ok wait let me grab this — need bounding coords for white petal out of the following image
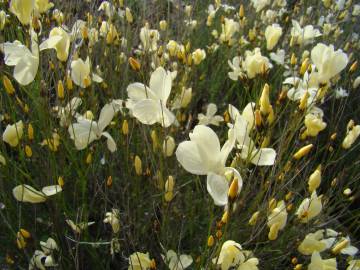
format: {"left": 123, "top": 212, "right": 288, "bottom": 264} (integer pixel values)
{"left": 98, "top": 103, "right": 115, "bottom": 131}
{"left": 68, "top": 120, "right": 98, "bottom": 150}
{"left": 341, "top": 245, "right": 359, "bottom": 256}
{"left": 39, "top": 35, "right": 63, "bottom": 51}
{"left": 206, "top": 173, "right": 229, "bottom": 206}
{"left": 102, "top": 132, "right": 117, "bottom": 152}
{"left": 206, "top": 103, "right": 218, "bottom": 117}
{"left": 41, "top": 185, "right": 62, "bottom": 196}
{"left": 158, "top": 106, "right": 176, "bottom": 127}
{"left": 92, "top": 73, "right": 103, "bottom": 83}
{"left": 127, "top": 82, "right": 157, "bottom": 102}
{"left": 13, "top": 54, "right": 38, "bottom": 85}
{"left": 175, "top": 141, "right": 208, "bottom": 175}
{"left": 132, "top": 99, "right": 161, "bottom": 125}
{"left": 149, "top": 67, "right": 172, "bottom": 103}
{"left": 250, "top": 148, "right": 277, "bottom": 166}
{"left": 242, "top": 102, "right": 256, "bottom": 129}
{"left": 13, "top": 184, "right": 46, "bottom": 203}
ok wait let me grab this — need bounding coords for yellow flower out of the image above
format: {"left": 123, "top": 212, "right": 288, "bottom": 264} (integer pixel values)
{"left": 296, "top": 191, "right": 322, "bottom": 223}
{"left": 9, "top": 0, "right": 35, "bottom": 25}
{"left": 40, "top": 27, "right": 71, "bottom": 62}
{"left": 128, "top": 252, "right": 152, "bottom": 270}
{"left": 35, "top": 0, "right": 54, "bottom": 14}
{"left": 265, "top": 24, "right": 282, "bottom": 50}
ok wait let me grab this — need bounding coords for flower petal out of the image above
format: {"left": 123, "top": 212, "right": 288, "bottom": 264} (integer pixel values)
{"left": 175, "top": 141, "right": 208, "bottom": 175}
{"left": 206, "top": 173, "right": 229, "bottom": 206}
{"left": 13, "top": 184, "right": 46, "bottom": 203}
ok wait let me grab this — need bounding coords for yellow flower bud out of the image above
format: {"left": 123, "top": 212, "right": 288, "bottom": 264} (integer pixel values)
{"left": 125, "top": 8, "right": 133, "bottom": 24}
{"left": 268, "top": 198, "right": 277, "bottom": 211}
{"left": 28, "top": 124, "right": 34, "bottom": 140}
{"left": 134, "top": 155, "right": 142, "bottom": 175}
{"left": 122, "top": 120, "right": 129, "bottom": 135}
{"left": 106, "top": 175, "right": 113, "bottom": 187}
{"left": 298, "top": 91, "right": 309, "bottom": 110}
{"left": 150, "top": 130, "right": 159, "bottom": 150}
{"left": 85, "top": 152, "right": 92, "bottom": 164}
{"left": 239, "top": 4, "right": 244, "bottom": 18}
{"left": 331, "top": 239, "right": 349, "bottom": 254}
{"left": 16, "top": 232, "right": 26, "bottom": 249}
{"left": 207, "top": 235, "right": 215, "bottom": 247}
{"left": 249, "top": 211, "right": 260, "bottom": 226}
{"left": 159, "top": 20, "right": 167, "bottom": 31}
{"left": 260, "top": 83, "right": 271, "bottom": 115}
{"left": 129, "top": 57, "right": 141, "bottom": 71}
{"left": 221, "top": 211, "right": 229, "bottom": 224}
{"left": 308, "top": 166, "right": 321, "bottom": 192}
{"left": 268, "top": 223, "right": 280, "bottom": 240}
{"left": 349, "top": 61, "right": 357, "bottom": 73}
{"left": 58, "top": 176, "right": 64, "bottom": 187}
{"left": 294, "top": 264, "right": 303, "bottom": 270}
{"left": 290, "top": 53, "right": 297, "bottom": 66}
{"left": 255, "top": 110, "right": 262, "bottom": 127}
{"left": 57, "top": 80, "right": 64, "bottom": 99}
{"left": 66, "top": 74, "right": 73, "bottom": 91}
{"left": 20, "top": 228, "right": 31, "bottom": 238}
{"left": 299, "top": 58, "right": 310, "bottom": 75}
{"left": 25, "top": 145, "right": 32, "bottom": 157}
{"left": 293, "top": 144, "right": 313, "bottom": 160}
{"left": 3, "top": 75, "right": 15, "bottom": 95}
{"left": 228, "top": 178, "right": 238, "bottom": 200}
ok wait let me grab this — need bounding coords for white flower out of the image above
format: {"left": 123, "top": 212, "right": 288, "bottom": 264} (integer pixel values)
{"left": 126, "top": 67, "right": 175, "bottom": 127}
{"left": 335, "top": 87, "right": 348, "bottom": 98}
{"left": 192, "top": 49, "right": 206, "bottom": 65}
{"left": 29, "top": 238, "right": 58, "bottom": 270}
{"left": 13, "top": 184, "right": 62, "bottom": 203}
{"left": 98, "top": 1, "right": 114, "bottom": 18}
{"left": 251, "top": 0, "right": 270, "bottom": 12}
{"left": 291, "top": 20, "right": 322, "bottom": 45}
{"left": 215, "top": 240, "right": 259, "bottom": 270}
{"left": 0, "top": 30, "right": 39, "bottom": 85}
{"left": 298, "top": 229, "right": 336, "bottom": 255}
{"left": 229, "top": 104, "right": 277, "bottom": 166}
{"left": 128, "top": 252, "right": 152, "bottom": 270}
{"left": 296, "top": 191, "right": 322, "bottom": 223}
{"left": 219, "top": 18, "right": 239, "bottom": 45}
{"left": 2, "top": 120, "right": 24, "bottom": 147}
{"left": 269, "top": 49, "right": 286, "bottom": 66}
{"left": 228, "top": 56, "right": 244, "bottom": 81}
{"left": 70, "top": 57, "right": 103, "bottom": 88}
{"left": 308, "top": 252, "right": 337, "bottom": 270}
{"left": 267, "top": 200, "right": 287, "bottom": 240}
{"left": 140, "top": 24, "right": 160, "bottom": 52}
{"left": 68, "top": 103, "right": 117, "bottom": 152}
{"left": 9, "top": 0, "right": 35, "bottom": 25}
{"left": 242, "top": 48, "right": 272, "bottom": 79}
{"left": 35, "top": 0, "right": 54, "bottom": 14}
{"left": 310, "top": 43, "right": 348, "bottom": 85}
{"left": 265, "top": 24, "right": 282, "bottom": 50}
{"left": 162, "top": 250, "right": 193, "bottom": 270}
{"left": 56, "top": 97, "right": 82, "bottom": 127}
{"left": 103, "top": 209, "right": 120, "bottom": 233}
{"left": 176, "top": 125, "right": 242, "bottom": 206}
{"left": 198, "top": 103, "right": 224, "bottom": 126}
{"left": 39, "top": 26, "right": 71, "bottom": 62}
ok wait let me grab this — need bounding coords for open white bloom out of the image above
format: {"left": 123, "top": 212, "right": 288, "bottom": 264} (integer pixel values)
{"left": 310, "top": 43, "right": 348, "bottom": 85}
{"left": 9, "top": 0, "right": 35, "bottom": 25}
{"left": 198, "top": 103, "right": 224, "bottom": 126}
{"left": 162, "top": 250, "right": 193, "bottom": 270}
{"left": 56, "top": 97, "right": 82, "bottom": 127}
{"left": 13, "top": 184, "right": 62, "bottom": 203}
{"left": 251, "top": 0, "right": 270, "bottom": 12}
{"left": 296, "top": 191, "right": 322, "bottom": 223}
{"left": 103, "top": 209, "right": 120, "bottom": 233}
{"left": 265, "top": 24, "right": 282, "bottom": 50}
{"left": 70, "top": 57, "right": 103, "bottom": 88}
{"left": 291, "top": 20, "right": 322, "bottom": 45}
{"left": 215, "top": 240, "right": 259, "bottom": 270}
{"left": 219, "top": 18, "right": 239, "bottom": 45}
{"left": 298, "top": 229, "right": 336, "bottom": 255}
{"left": 267, "top": 200, "right": 287, "bottom": 240}
{"left": 126, "top": 67, "right": 175, "bottom": 127}
{"left": 140, "top": 24, "right": 160, "bottom": 52}
{"left": 40, "top": 26, "right": 70, "bottom": 62}
{"left": 242, "top": 48, "right": 272, "bottom": 79}
{"left": 308, "top": 252, "right": 337, "bottom": 270}
{"left": 2, "top": 120, "right": 24, "bottom": 147}
{"left": 29, "top": 238, "right": 58, "bottom": 270}
{"left": 229, "top": 104, "right": 276, "bottom": 166}
{"left": 176, "top": 125, "right": 241, "bottom": 206}
{"left": 0, "top": 30, "right": 39, "bottom": 85}
{"left": 98, "top": 1, "right": 114, "bottom": 18}
{"left": 68, "top": 103, "right": 117, "bottom": 152}
{"left": 228, "top": 56, "right": 244, "bottom": 81}
{"left": 128, "top": 252, "right": 152, "bottom": 270}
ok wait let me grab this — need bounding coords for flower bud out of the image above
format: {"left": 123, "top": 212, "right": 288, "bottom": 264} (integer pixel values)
{"left": 129, "top": 57, "right": 141, "bottom": 71}
{"left": 308, "top": 165, "right": 321, "bottom": 192}
{"left": 249, "top": 211, "right": 260, "bottom": 226}
{"left": 58, "top": 176, "right": 64, "bottom": 187}
{"left": 293, "top": 144, "right": 313, "bottom": 160}
{"left": 134, "top": 155, "right": 142, "bottom": 175}
{"left": 349, "top": 61, "right": 358, "bottom": 73}
{"left": 28, "top": 123, "right": 34, "bottom": 140}
{"left": 260, "top": 83, "right": 271, "bottom": 115}
{"left": 221, "top": 211, "right": 229, "bottom": 224}
{"left": 3, "top": 75, "right": 15, "bottom": 95}
{"left": 122, "top": 120, "right": 129, "bottom": 135}
{"left": 25, "top": 145, "right": 32, "bottom": 157}
{"left": 207, "top": 235, "right": 215, "bottom": 247}
{"left": 299, "top": 58, "right": 310, "bottom": 75}
{"left": 228, "top": 178, "right": 238, "bottom": 200}
{"left": 159, "top": 20, "right": 167, "bottom": 31}
{"left": 57, "top": 80, "right": 64, "bottom": 99}
{"left": 239, "top": 5, "right": 244, "bottom": 18}
{"left": 331, "top": 239, "right": 349, "bottom": 254}
{"left": 163, "top": 136, "right": 176, "bottom": 157}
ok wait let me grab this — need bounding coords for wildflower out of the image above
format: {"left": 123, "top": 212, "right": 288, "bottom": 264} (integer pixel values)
{"left": 298, "top": 229, "right": 336, "bottom": 255}
{"left": 66, "top": 219, "right": 95, "bottom": 234}
{"left": 103, "top": 209, "right": 120, "bottom": 233}
{"left": 2, "top": 120, "right": 24, "bottom": 147}
{"left": 126, "top": 67, "right": 175, "bottom": 127}
{"left": 296, "top": 191, "right": 322, "bottom": 223}
{"left": 68, "top": 103, "right": 117, "bottom": 152}
{"left": 310, "top": 43, "right": 348, "bottom": 85}
{"left": 269, "top": 49, "right": 286, "bottom": 66}
{"left": 56, "top": 97, "right": 82, "bottom": 127}
{"left": 98, "top": 1, "right": 114, "bottom": 18}
{"left": 0, "top": 153, "right": 6, "bottom": 166}
{"left": 128, "top": 252, "right": 152, "bottom": 270}
{"left": 215, "top": 240, "right": 259, "bottom": 270}
{"left": 29, "top": 238, "right": 58, "bottom": 270}
{"left": 251, "top": 0, "right": 270, "bottom": 12}
{"left": 70, "top": 57, "right": 103, "bottom": 88}
{"left": 331, "top": 236, "right": 359, "bottom": 256}
{"left": 293, "top": 144, "right": 313, "bottom": 160}
{"left": 228, "top": 56, "right": 245, "bottom": 81}
{"left": 265, "top": 24, "right": 282, "bottom": 50}
{"left": 125, "top": 8, "right": 133, "bottom": 23}
{"left": 164, "top": 176, "right": 175, "bottom": 202}
{"left": 172, "top": 87, "right": 192, "bottom": 109}
{"left": 35, "top": 0, "right": 54, "bottom": 14}
{"left": 304, "top": 113, "right": 327, "bottom": 138}
{"left": 0, "top": 10, "right": 6, "bottom": 30}
{"left": 39, "top": 27, "right": 70, "bottom": 62}
{"left": 176, "top": 125, "right": 242, "bottom": 206}
{"left": 40, "top": 132, "right": 60, "bottom": 151}
{"left": 267, "top": 200, "right": 287, "bottom": 240}
{"left": 219, "top": 18, "right": 239, "bottom": 45}
{"left": 140, "top": 24, "right": 160, "bottom": 52}
{"left": 159, "top": 20, "right": 167, "bottom": 31}
{"left": 9, "top": 0, "right": 35, "bottom": 25}
{"left": 162, "top": 250, "right": 193, "bottom": 270}
{"left": 228, "top": 104, "right": 277, "bottom": 166}
{"left": 13, "top": 184, "right": 62, "bottom": 203}
{"left": 0, "top": 30, "right": 39, "bottom": 85}
{"left": 3, "top": 75, "right": 15, "bottom": 95}
{"left": 242, "top": 48, "right": 272, "bottom": 79}
{"left": 192, "top": 49, "right": 206, "bottom": 65}
{"left": 134, "top": 155, "right": 142, "bottom": 175}
{"left": 342, "top": 124, "right": 360, "bottom": 149}
{"left": 308, "top": 166, "right": 321, "bottom": 192}
{"left": 308, "top": 252, "right": 337, "bottom": 270}
{"left": 291, "top": 20, "right": 321, "bottom": 45}
{"left": 198, "top": 103, "right": 224, "bottom": 126}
